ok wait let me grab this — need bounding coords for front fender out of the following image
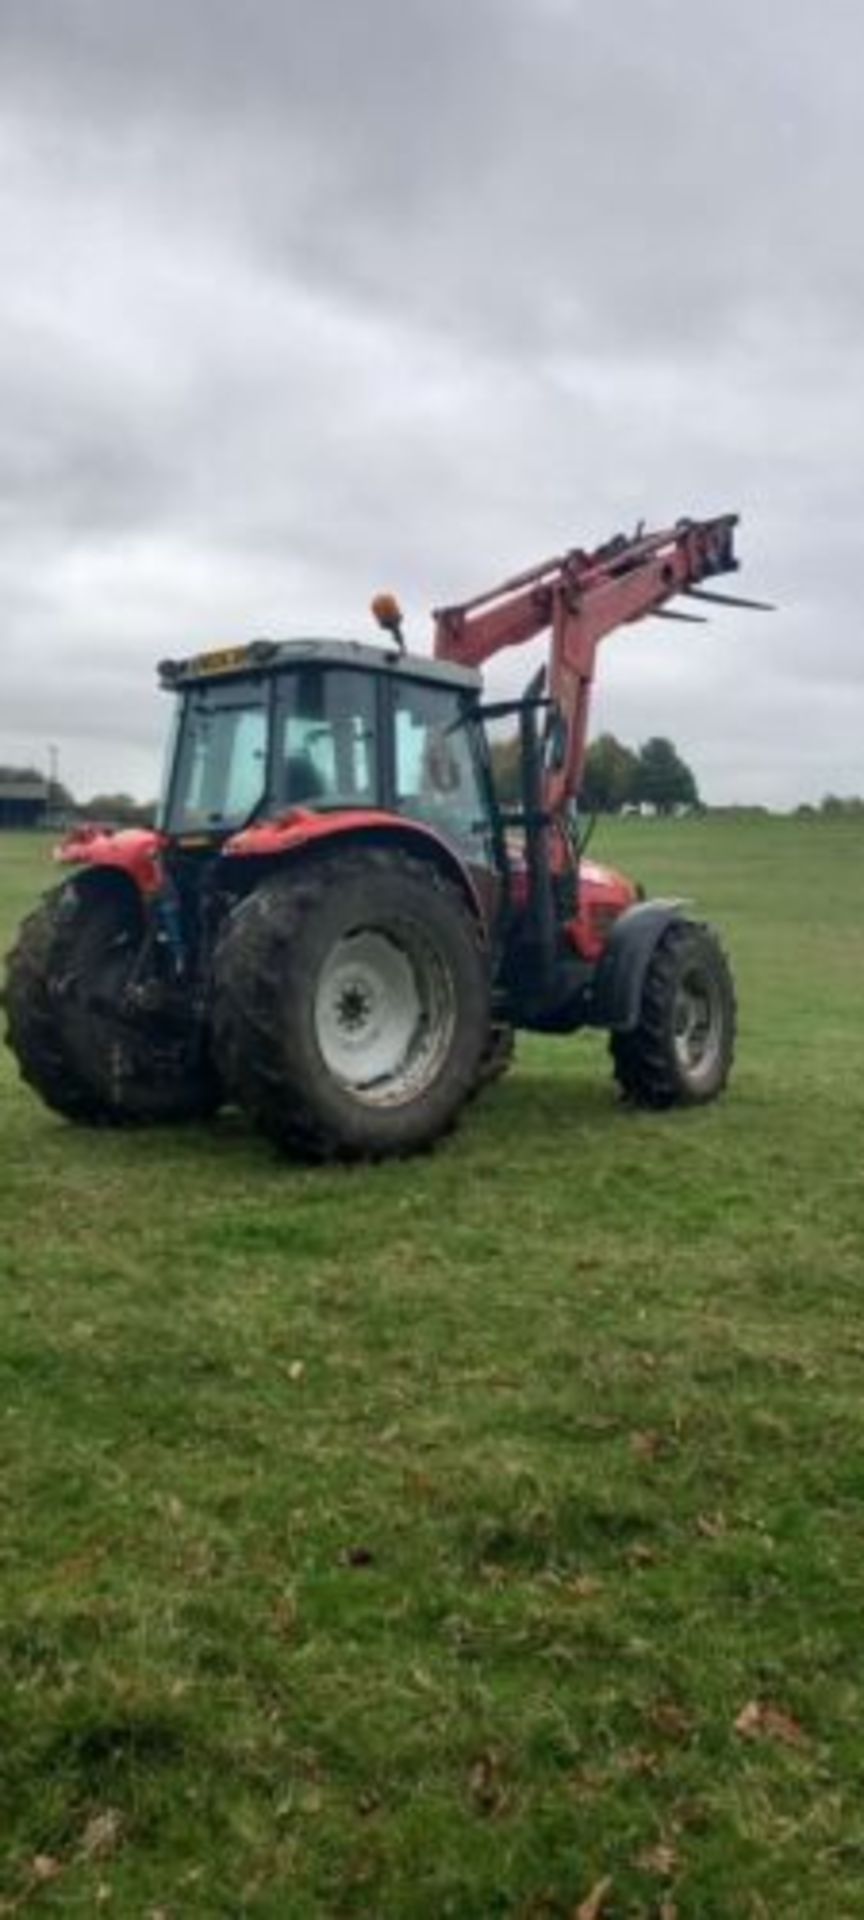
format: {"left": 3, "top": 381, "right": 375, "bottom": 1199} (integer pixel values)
{"left": 588, "top": 899, "right": 687, "bottom": 1030}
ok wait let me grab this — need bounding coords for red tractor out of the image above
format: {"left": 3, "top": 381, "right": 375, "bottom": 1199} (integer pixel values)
{"left": 4, "top": 514, "right": 764, "bottom": 1160}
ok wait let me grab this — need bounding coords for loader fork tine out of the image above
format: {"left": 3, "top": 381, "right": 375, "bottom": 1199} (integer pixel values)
{"left": 684, "top": 587, "right": 776, "bottom": 611}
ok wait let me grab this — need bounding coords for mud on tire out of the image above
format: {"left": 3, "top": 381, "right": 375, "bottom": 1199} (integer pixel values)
{"left": 610, "top": 920, "right": 736, "bottom": 1109}
{"left": 212, "top": 848, "right": 490, "bottom": 1161}
{"left": 3, "top": 878, "right": 221, "bottom": 1126}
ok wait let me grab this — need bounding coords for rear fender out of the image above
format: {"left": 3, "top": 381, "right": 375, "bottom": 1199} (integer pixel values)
{"left": 221, "top": 811, "right": 488, "bottom": 926}
{"left": 55, "top": 825, "right": 167, "bottom": 899}
{"left": 588, "top": 900, "right": 687, "bottom": 1031}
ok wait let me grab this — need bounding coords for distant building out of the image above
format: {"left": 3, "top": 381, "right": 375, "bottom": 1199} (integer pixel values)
{"left": 0, "top": 774, "right": 49, "bottom": 829}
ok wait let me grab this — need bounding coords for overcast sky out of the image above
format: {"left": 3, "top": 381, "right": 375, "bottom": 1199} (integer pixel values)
{"left": 1, "top": 0, "right": 862, "bottom": 806}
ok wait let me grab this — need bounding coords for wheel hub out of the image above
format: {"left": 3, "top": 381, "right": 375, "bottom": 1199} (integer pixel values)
{"left": 314, "top": 925, "right": 456, "bottom": 1105}
{"left": 335, "top": 978, "right": 375, "bottom": 1034}
{"left": 672, "top": 968, "right": 722, "bottom": 1081}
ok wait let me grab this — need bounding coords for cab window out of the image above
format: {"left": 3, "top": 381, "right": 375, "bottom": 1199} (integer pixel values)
{"left": 169, "top": 682, "right": 267, "bottom": 830}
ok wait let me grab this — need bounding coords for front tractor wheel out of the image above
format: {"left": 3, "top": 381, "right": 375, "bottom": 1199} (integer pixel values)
{"left": 610, "top": 921, "right": 736, "bottom": 1109}
{"left": 212, "top": 850, "right": 490, "bottom": 1161}
{"left": 3, "top": 879, "right": 221, "bottom": 1126}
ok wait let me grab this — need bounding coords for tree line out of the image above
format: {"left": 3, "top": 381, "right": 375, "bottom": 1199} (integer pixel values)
{"left": 3, "top": 756, "right": 863, "bottom": 824}
{"left": 489, "top": 732, "right": 700, "bottom": 814}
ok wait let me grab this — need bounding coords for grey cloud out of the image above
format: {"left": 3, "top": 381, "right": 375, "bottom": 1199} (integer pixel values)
{"left": 6, "top": 0, "right": 862, "bottom": 353}
{"left": 0, "top": 0, "right": 861, "bottom": 803}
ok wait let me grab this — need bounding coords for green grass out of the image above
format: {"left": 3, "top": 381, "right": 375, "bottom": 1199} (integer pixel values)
{"left": 1, "top": 818, "right": 864, "bottom": 1917}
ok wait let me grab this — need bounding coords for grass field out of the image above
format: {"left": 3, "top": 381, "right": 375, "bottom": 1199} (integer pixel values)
{"left": 2, "top": 819, "right": 864, "bottom": 1918}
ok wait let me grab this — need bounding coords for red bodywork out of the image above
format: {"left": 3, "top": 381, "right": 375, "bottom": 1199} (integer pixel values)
{"left": 56, "top": 824, "right": 169, "bottom": 896}
{"left": 433, "top": 516, "right": 739, "bottom": 817}
{"left": 431, "top": 514, "right": 741, "bottom": 952}
{"left": 227, "top": 807, "right": 453, "bottom": 864}
{"left": 223, "top": 808, "right": 486, "bottom": 916}
{"left": 56, "top": 810, "right": 487, "bottom": 919}
{"left": 56, "top": 816, "right": 632, "bottom": 966}
{"left": 566, "top": 857, "right": 639, "bottom": 961}
{"left": 504, "top": 841, "right": 637, "bottom": 961}
{"left": 226, "top": 812, "right": 634, "bottom": 948}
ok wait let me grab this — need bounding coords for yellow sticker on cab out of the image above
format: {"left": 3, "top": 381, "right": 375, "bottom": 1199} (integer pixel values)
{"left": 190, "top": 645, "right": 251, "bottom": 674}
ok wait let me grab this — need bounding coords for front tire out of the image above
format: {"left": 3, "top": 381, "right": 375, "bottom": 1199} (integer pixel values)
{"left": 3, "top": 879, "right": 221, "bottom": 1126}
{"left": 610, "top": 921, "right": 735, "bottom": 1108}
{"left": 212, "top": 849, "right": 490, "bottom": 1161}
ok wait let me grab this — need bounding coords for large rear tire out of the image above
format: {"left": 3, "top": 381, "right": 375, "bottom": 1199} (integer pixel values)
{"left": 610, "top": 920, "right": 735, "bottom": 1108}
{"left": 212, "top": 849, "right": 490, "bottom": 1161}
{"left": 3, "top": 879, "right": 221, "bottom": 1126}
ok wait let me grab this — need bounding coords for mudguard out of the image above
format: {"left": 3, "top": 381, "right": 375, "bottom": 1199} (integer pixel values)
{"left": 588, "top": 899, "right": 688, "bottom": 1031}
{"left": 222, "top": 810, "right": 489, "bottom": 925}
{"left": 55, "top": 825, "right": 167, "bottom": 896}
{"left": 55, "top": 815, "right": 487, "bottom": 925}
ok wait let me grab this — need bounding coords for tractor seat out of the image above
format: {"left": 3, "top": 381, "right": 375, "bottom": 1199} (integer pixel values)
{"left": 282, "top": 752, "right": 325, "bottom": 805}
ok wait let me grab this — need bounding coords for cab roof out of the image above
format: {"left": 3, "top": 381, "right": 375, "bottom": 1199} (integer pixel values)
{"left": 158, "top": 636, "right": 481, "bottom": 693}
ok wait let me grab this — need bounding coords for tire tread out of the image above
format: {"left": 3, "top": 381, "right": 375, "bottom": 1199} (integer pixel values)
{"left": 213, "top": 848, "right": 489, "bottom": 1161}
{"left": 609, "top": 920, "right": 736, "bottom": 1109}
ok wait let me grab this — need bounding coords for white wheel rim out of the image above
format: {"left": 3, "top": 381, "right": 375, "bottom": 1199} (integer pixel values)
{"left": 672, "top": 966, "right": 723, "bottom": 1083}
{"left": 313, "top": 926, "right": 456, "bottom": 1106}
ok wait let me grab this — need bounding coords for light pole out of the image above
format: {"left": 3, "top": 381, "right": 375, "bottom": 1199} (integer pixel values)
{"left": 47, "top": 743, "right": 59, "bottom": 822}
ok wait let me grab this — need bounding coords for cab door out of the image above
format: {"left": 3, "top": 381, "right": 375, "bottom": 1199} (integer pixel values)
{"left": 389, "top": 676, "right": 502, "bottom": 921}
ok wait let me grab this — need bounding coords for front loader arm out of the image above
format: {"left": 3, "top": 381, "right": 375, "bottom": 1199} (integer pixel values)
{"left": 433, "top": 514, "right": 745, "bottom": 816}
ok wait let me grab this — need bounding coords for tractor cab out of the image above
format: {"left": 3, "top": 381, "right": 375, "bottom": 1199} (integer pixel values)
{"left": 158, "top": 639, "right": 494, "bottom": 869}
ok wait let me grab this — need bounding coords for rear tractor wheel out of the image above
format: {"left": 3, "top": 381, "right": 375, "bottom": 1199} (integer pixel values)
{"left": 3, "top": 879, "right": 221, "bottom": 1126}
{"left": 610, "top": 920, "right": 735, "bottom": 1108}
{"left": 212, "top": 848, "right": 490, "bottom": 1161}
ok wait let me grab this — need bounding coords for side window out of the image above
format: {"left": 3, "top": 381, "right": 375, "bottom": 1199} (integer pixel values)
{"left": 171, "top": 690, "right": 267, "bottom": 829}
{"left": 277, "top": 668, "right": 378, "bottom": 806}
{"left": 220, "top": 709, "right": 269, "bottom": 819}
{"left": 393, "top": 680, "right": 489, "bottom": 858}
